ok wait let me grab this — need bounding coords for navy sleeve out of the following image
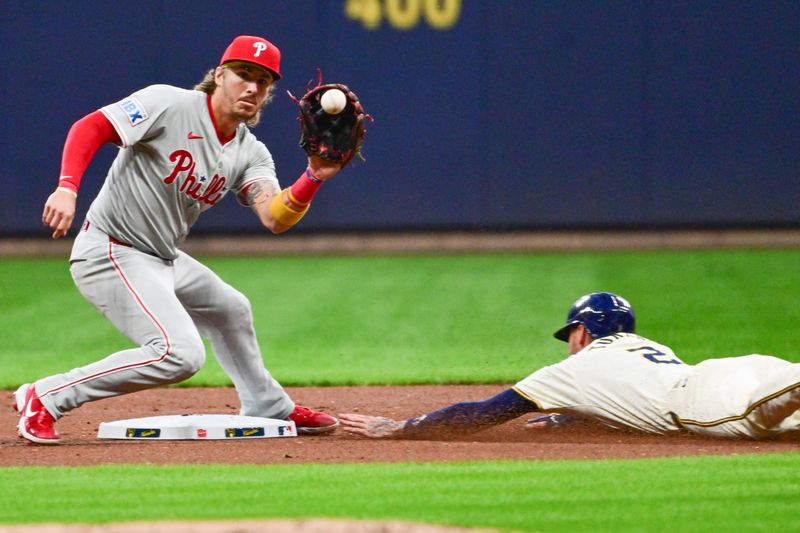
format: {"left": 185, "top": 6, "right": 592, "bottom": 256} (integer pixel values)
{"left": 400, "top": 388, "right": 539, "bottom": 438}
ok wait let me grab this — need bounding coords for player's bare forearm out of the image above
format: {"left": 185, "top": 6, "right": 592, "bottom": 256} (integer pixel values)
{"left": 243, "top": 182, "right": 291, "bottom": 234}
{"left": 243, "top": 160, "right": 339, "bottom": 235}
{"left": 42, "top": 189, "right": 77, "bottom": 239}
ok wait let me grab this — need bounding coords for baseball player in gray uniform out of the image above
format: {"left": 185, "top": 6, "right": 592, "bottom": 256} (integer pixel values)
{"left": 16, "top": 35, "right": 343, "bottom": 444}
{"left": 340, "top": 292, "right": 800, "bottom": 440}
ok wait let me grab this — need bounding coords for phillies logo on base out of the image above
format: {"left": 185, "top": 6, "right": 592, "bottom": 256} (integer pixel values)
{"left": 164, "top": 149, "right": 226, "bottom": 205}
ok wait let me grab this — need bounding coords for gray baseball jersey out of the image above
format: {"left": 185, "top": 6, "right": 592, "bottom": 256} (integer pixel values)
{"left": 91, "top": 84, "right": 279, "bottom": 260}
{"left": 35, "top": 85, "right": 294, "bottom": 422}
{"left": 514, "top": 333, "right": 800, "bottom": 438}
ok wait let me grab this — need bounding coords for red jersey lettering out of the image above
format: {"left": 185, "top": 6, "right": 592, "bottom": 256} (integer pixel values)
{"left": 165, "top": 149, "right": 227, "bottom": 206}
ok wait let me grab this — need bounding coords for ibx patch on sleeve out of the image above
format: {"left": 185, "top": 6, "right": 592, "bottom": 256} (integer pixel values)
{"left": 118, "top": 97, "right": 149, "bottom": 127}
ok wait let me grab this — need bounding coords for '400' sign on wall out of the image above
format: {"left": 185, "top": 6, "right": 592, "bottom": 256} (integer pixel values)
{"left": 345, "top": 0, "right": 461, "bottom": 30}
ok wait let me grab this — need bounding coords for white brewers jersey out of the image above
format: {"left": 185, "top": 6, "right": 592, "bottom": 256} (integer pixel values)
{"left": 89, "top": 84, "right": 280, "bottom": 259}
{"left": 513, "top": 333, "right": 692, "bottom": 434}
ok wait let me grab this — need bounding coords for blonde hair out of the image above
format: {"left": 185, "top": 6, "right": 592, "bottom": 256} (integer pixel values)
{"left": 194, "top": 67, "right": 276, "bottom": 128}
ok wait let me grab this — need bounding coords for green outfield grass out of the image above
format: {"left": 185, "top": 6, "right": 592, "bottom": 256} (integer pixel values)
{"left": 1, "top": 249, "right": 798, "bottom": 388}
{"left": 1, "top": 454, "right": 799, "bottom": 532}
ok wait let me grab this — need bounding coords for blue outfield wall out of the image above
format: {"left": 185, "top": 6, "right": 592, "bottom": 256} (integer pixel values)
{"left": 1, "top": 1, "right": 798, "bottom": 235}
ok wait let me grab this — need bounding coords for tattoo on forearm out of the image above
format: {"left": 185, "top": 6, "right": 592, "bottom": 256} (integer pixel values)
{"left": 368, "top": 417, "right": 404, "bottom": 437}
{"left": 240, "top": 182, "right": 269, "bottom": 206}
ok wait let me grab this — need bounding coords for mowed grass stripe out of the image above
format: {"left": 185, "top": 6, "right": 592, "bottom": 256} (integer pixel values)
{"left": 1, "top": 453, "right": 799, "bottom": 532}
{"left": 1, "top": 249, "right": 798, "bottom": 388}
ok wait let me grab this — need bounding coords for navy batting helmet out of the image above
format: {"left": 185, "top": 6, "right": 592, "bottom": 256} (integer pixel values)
{"left": 553, "top": 292, "right": 635, "bottom": 341}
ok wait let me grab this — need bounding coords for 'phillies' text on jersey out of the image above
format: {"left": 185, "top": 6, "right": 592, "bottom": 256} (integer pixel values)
{"left": 164, "top": 149, "right": 227, "bottom": 205}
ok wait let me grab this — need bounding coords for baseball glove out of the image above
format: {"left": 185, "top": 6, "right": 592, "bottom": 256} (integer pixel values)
{"left": 288, "top": 72, "right": 371, "bottom": 165}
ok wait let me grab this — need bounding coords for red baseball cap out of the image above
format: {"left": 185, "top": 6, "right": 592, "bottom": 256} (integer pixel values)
{"left": 220, "top": 35, "right": 282, "bottom": 80}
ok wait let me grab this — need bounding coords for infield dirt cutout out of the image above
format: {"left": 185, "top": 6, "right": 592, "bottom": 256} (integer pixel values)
{"left": 3, "top": 385, "right": 798, "bottom": 465}
{"left": 3, "top": 385, "right": 798, "bottom": 532}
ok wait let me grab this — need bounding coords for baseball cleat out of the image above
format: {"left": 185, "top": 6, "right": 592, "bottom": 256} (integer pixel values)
{"left": 17, "top": 384, "right": 61, "bottom": 444}
{"left": 288, "top": 405, "right": 339, "bottom": 435}
{"left": 12, "top": 383, "right": 29, "bottom": 413}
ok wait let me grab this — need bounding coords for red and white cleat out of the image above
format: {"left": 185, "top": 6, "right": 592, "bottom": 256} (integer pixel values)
{"left": 288, "top": 405, "right": 339, "bottom": 435}
{"left": 12, "top": 383, "right": 28, "bottom": 413}
{"left": 16, "top": 384, "right": 61, "bottom": 444}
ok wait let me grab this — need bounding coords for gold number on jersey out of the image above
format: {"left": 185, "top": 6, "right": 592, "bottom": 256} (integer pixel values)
{"left": 627, "top": 346, "right": 682, "bottom": 365}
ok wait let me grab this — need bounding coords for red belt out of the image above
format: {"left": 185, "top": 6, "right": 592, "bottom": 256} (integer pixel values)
{"left": 83, "top": 220, "right": 132, "bottom": 247}
{"left": 108, "top": 235, "right": 132, "bottom": 247}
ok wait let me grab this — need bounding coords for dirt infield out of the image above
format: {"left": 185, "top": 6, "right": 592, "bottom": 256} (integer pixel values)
{"left": 3, "top": 385, "right": 798, "bottom": 466}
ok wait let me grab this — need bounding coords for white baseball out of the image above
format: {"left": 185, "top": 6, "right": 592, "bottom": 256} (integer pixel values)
{"left": 320, "top": 89, "right": 347, "bottom": 115}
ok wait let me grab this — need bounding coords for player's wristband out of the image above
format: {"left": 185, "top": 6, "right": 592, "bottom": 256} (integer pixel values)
{"left": 288, "top": 168, "right": 323, "bottom": 206}
{"left": 268, "top": 189, "right": 310, "bottom": 227}
{"left": 56, "top": 185, "right": 78, "bottom": 198}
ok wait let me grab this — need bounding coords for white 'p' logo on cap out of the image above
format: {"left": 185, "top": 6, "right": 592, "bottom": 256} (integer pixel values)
{"left": 253, "top": 42, "right": 267, "bottom": 57}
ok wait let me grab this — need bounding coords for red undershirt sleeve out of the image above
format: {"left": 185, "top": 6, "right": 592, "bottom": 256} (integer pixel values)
{"left": 57, "top": 110, "right": 121, "bottom": 194}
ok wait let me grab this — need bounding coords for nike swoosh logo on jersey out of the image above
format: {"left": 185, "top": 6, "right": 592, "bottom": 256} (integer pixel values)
{"left": 187, "top": 132, "right": 203, "bottom": 139}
